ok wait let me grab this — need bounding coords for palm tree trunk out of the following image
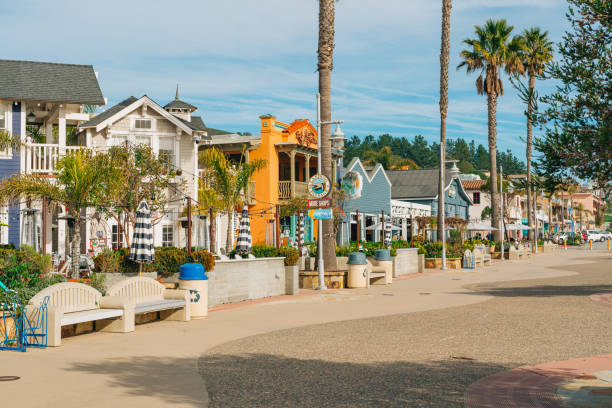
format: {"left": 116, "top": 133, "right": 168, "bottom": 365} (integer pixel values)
{"left": 226, "top": 207, "right": 233, "bottom": 253}
{"left": 71, "top": 211, "right": 81, "bottom": 279}
{"left": 526, "top": 74, "right": 535, "bottom": 242}
{"left": 318, "top": 0, "right": 337, "bottom": 271}
{"left": 487, "top": 91, "right": 500, "bottom": 241}
{"left": 437, "top": 0, "right": 452, "bottom": 242}
{"left": 210, "top": 214, "right": 217, "bottom": 253}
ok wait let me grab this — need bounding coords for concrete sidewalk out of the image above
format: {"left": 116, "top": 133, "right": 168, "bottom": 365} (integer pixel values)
{"left": 0, "top": 250, "right": 605, "bottom": 408}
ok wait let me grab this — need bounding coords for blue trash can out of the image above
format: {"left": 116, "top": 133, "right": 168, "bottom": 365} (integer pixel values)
{"left": 178, "top": 263, "right": 208, "bottom": 318}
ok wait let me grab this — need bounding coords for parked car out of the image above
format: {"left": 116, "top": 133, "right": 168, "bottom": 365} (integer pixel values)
{"left": 584, "top": 230, "right": 606, "bottom": 242}
{"left": 602, "top": 231, "right": 612, "bottom": 240}
{"left": 554, "top": 232, "right": 569, "bottom": 243}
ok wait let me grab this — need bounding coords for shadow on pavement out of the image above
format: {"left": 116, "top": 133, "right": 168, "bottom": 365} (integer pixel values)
{"left": 463, "top": 283, "right": 612, "bottom": 298}
{"left": 70, "top": 356, "right": 207, "bottom": 407}
{"left": 198, "top": 353, "right": 511, "bottom": 408}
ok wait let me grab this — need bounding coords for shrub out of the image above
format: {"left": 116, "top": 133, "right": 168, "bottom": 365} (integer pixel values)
{"left": 251, "top": 245, "right": 278, "bottom": 258}
{"left": 19, "top": 245, "right": 52, "bottom": 275}
{"left": 190, "top": 249, "right": 215, "bottom": 272}
{"left": 278, "top": 247, "right": 299, "bottom": 266}
{"left": 94, "top": 249, "right": 121, "bottom": 273}
{"left": 152, "top": 247, "right": 189, "bottom": 277}
{"left": 335, "top": 244, "right": 355, "bottom": 257}
{"left": 88, "top": 272, "right": 107, "bottom": 295}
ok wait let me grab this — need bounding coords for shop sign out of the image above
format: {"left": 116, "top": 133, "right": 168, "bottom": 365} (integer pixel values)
{"left": 308, "top": 173, "right": 331, "bottom": 198}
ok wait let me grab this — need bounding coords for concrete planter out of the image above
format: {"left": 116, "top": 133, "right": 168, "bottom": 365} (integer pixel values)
{"left": 300, "top": 271, "right": 347, "bottom": 289}
{"left": 393, "top": 248, "right": 418, "bottom": 277}
{"left": 418, "top": 254, "right": 425, "bottom": 273}
{"left": 285, "top": 264, "right": 299, "bottom": 295}
{"left": 424, "top": 257, "right": 462, "bottom": 269}
{"left": 335, "top": 256, "right": 349, "bottom": 271}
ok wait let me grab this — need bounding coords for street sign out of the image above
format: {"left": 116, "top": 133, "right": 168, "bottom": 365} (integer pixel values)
{"left": 308, "top": 173, "right": 331, "bottom": 198}
{"left": 308, "top": 198, "right": 331, "bottom": 209}
{"left": 308, "top": 208, "right": 333, "bottom": 220}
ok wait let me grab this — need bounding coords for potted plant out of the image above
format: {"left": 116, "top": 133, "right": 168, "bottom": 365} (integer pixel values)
{"left": 279, "top": 247, "right": 299, "bottom": 295}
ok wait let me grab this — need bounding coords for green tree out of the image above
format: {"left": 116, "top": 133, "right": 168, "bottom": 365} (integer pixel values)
{"left": 197, "top": 178, "right": 224, "bottom": 254}
{"left": 0, "top": 150, "right": 113, "bottom": 277}
{"left": 200, "top": 148, "right": 266, "bottom": 252}
{"left": 535, "top": 0, "right": 611, "bottom": 185}
{"left": 513, "top": 27, "right": 554, "bottom": 241}
{"left": 473, "top": 144, "right": 490, "bottom": 170}
{"left": 362, "top": 146, "right": 419, "bottom": 170}
{"left": 458, "top": 18, "right": 524, "bottom": 239}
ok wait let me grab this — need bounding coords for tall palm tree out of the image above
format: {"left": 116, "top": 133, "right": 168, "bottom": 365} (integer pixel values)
{"left": 199, "top": 148, "right": 266, "bottom": 252}
{"left": 457, "top": 19, "right": 524, "bottom": 240}
{"left": 0, "top": 150, "right": 112, "bottom": 277}
{"left": 318, "top": 0, "right": 337, "bottom": 270}
{"left": 516, "top": 27, "right": 554, "bottom": 242}
{"left": 437, "top": 0, "right": 452, "bottom": 242}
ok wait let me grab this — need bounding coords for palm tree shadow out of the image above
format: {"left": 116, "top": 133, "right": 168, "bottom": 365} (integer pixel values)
{"left": 463, "top": 283, "right": 612, "bottom": 298}
{"left": 198, "top": 353, "right": 513, "bottom": 407}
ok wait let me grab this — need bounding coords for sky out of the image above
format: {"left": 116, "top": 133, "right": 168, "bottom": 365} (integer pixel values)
{"left": 2, "top": 0, "right": 570, "bottom": 161}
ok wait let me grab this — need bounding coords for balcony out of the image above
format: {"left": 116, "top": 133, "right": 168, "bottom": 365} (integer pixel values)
{"left": 25, "top": 143, "right": 82, "bottom": 174}
{"left": 278, "top": 180, "right": 308, "bottom": 200}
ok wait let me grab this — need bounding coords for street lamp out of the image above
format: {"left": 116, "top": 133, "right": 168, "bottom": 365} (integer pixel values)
{"left": 315, "top": 93, "right": 343, "bottom": 290}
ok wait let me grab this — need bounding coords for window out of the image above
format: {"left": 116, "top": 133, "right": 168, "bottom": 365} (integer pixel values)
{"left": 162, "top": 225, "right": 174, "bottom": 247}
{"left": 0, "top": 111, "right": 5, "bottom": 130}
{"left": 473, "top": 192, "right": 481, "bottom": 204}
{"left": 134, "top": 119, "right": 152, "bottom": 129}
{"left": 112, "top": 225, "right": 119, "bottom": 250}
{"left": 159, "top": 138, "right": 175, "bottom": 170}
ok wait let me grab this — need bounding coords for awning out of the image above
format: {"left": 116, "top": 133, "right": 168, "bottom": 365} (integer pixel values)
{"left": 506, "top": 223, "right": 533, "bottom": 230}
{"left": 467, "top": 221, "right": 497, "bottom": 231}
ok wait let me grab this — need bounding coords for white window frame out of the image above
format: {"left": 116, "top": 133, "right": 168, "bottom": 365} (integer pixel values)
{"left": 0, "top": 205, "right": 8, "bottom": 244}
{"left": 161, "top": 224, "right": 174, "bottom": 247}
{"left": 0, "top": 103, "right": 12, "bottom": 159}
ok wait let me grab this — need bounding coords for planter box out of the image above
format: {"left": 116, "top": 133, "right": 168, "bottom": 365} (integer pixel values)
{"left": 491, "top": 252, "right": 511, "bottom": 259}
{"left": 393, "top": 248, "right": 418, "bottom": 277}
{"left": 418, "top": 254, "right": 424, "bottom": 273}
{"left": 335, "top": 256, "right": 349, "bottom": 271}
{"left": 299, "top": 271, "right": 347, "bottom": 289}
{"left": 424, "top": 257, "right": 462, "bottom": 269}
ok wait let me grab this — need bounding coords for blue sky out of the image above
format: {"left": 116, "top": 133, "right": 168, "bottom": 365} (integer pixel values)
{"left": 3, "top": 0, "right": 569, "bottom": 160}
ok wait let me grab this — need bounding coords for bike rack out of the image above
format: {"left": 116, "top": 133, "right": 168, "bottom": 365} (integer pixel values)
{"left": 0, "top": 281, "right": 49, "bottom": 351}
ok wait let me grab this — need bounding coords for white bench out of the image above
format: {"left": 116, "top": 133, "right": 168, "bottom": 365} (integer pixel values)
{"left": 366, "top": 259, "right": 391, "bottom": 286}
{"left": 473, "top": 247, "right": 491, "bottom": 267}
{"left": 106, "top": 277, "right": 190, "bottom": 323}
{"left": 28, "top": 282, "right": 134, "bottom": 347}
{"left": 508, "top": 245, "right": 519, "bottom": 260}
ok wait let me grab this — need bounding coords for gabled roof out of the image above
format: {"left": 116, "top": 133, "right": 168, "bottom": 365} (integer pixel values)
{"left": 387, "top": 168, "right": 472, "bottom": 204}
{"left": 79, "top": 96, "right": 137, "bottom": 128}
{"left": 462, "top": 180, "right": 487, "bottom": 190}
{"left": 0, "top": 59, "right": 105, "bottom": 104}
{"left": 78, "top": 95, "right": 195, "bottom": 135}
{"left": 176, "top": 115, "right": 207, "bottom": 132}
{"left": 345, "top": 157, "right": 391, "bottom": 186}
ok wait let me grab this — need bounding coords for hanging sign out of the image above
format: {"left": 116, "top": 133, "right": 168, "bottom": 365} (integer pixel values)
{"left": 308, "top": 173, "right": 331, "bottom": 198}
{"left": 308, "top": 198, "right": 331, "bottom": 209}
{"left": 308, "top": 208, "right": 333, "bottom": 220}
{"left": 341, "top": 171, "right": 363, "bottom": 200}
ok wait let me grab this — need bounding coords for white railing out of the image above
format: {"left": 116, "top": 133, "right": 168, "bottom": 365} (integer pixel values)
{"left": 26, "top": 143, "right": 81, "bottom": 174}
{"left": 279, "top": 181, "right": 291, "bottom": 199}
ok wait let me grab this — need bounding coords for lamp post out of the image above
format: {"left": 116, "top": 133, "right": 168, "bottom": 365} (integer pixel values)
{"left": 439, "top": 160, "right": 459, "bottom": 270}
{"left": 500, "top": 166, "right": 504, "bottom": 261}
{"left": 315, "top": 93, "right": 343, "bottom": 290}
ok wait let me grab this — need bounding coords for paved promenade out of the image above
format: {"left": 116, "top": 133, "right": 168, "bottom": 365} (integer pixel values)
{"left": 1, "top": 249, "right": 610, "bottom": 407}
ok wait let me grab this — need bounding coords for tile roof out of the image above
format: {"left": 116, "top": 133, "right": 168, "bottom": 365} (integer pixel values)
{"left": 0, "top": 59, "right": 104, "bottom": 104}
{"left": 164, "top": 99, "right": 197, "bottom": 111}
{"left": 79, "top": 96, "right": 138, "bottom": 128}
{"left": 462, "top": 180, "right": 487, "bottom": 190}
{"left": 387, "top": 168, "right": 453, "bottom": 199}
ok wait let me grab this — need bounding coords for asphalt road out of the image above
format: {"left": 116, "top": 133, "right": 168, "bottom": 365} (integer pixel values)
{"left": 199, "top": 254, "right": 612, "bottom": 407}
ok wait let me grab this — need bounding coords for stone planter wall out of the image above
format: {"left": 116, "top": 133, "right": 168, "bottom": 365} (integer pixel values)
{"left": 299, "top": 271, "right": 347, "bottom": 289}
{"left": 393, "top": 248, "right": 418, "bottom": 277}
{"left": 335, "top": 256, "right": 349, "bottom": 271}
{"left": 418, "top": 254, "right": 424, "bottom": 273}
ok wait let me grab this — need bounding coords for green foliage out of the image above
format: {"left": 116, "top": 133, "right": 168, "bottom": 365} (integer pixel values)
{"left": 87, "top": 272, "right": 107, "bottom": 295}
{"left": 149, "top": 247, "right": 189, "bottom": 277}
{"left": 93, "top": 249, "right": 121, "bottom": 273}
{"left": 421, "top": 242, "right": 464, "bottom": 258}
{"left": 251, "top": 245, "right": 279, "bottom": 259}
{"left": 535, "top": 0, "right": 611, "bottom": 185}
{"left": 190, "top": 249, "right": 215, "bottom": 272}
{"left": 278, "top": 247, "right": 299, "bottom": 266}
{"left": 0, "top": 275, "right": 65, "bottom": 306}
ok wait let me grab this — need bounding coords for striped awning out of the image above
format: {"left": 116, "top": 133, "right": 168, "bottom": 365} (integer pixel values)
{"left": 236, "top": 207, "right": 252, "bottom": 254}
{"left": 384, "top": 220, "right": 392, "bottom": 247}
{"left": 129, "top": 201, "right": 154, "bottom": 264}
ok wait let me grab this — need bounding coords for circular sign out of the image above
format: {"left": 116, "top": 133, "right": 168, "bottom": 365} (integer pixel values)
{"left": 308, "top": 173, "right": 331, "bottom": 198}
{"left": 341, "top": 171, "right": 363, "bottom": 200}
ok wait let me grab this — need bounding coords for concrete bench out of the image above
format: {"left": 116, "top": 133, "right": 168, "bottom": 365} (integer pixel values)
{"left": 106, "top": 277, "right": 190, "bottom": 323}
{"left": 463, "top": 249, "right": 475, "bottom": 269}
{"left": 366, "top": 259, "right": 392, "bottom": 286}
{"left": 508, "top": 245, "right": 519, "bottom": 260}
{"left": 28, "top": 282, "right": 134, "bottom": 347}
{"left": 473, "top": 247, "right": 491, "bottom": 267}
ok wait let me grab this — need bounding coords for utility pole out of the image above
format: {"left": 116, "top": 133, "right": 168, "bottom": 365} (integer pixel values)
{"left": 381, "top": 210, "right": 385, "bottom": 245}
{"left": 275, "top": 204, "right": 280, "bottom": 250}
{"left": 42, "top": 197, "right": 47, "bottom": 255}
{"left": 356, "top": 209, "right": 360, "bottom": 249}
{"left": 187, "top": 196, "right": 192, "bottom": 256}
{"left": 500, "top": 166, "right": 504, "bottom": 261}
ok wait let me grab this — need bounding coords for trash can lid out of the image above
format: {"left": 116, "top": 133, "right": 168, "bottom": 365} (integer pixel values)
{"left": 375, "top": 249, "right": 393, "bottom": 261}
{"left": 347, "top": 252, "right": 367, "bottom": 265}
{"left": 179, "top": 263, "right": 207, "bottom": 280}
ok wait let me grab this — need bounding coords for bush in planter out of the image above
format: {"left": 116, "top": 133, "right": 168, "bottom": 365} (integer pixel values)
{"left": 251, "top": 244, "right": 279, "bottom": 258}
{"left": 93, "top": 249, "right": 121, "bottom": 273}
{"left": 278, "top": 247, "right": 299, "bottom": 266}
{"left": 152, "top": 247, "right": 189, "bottom": 277}
{"left": 190, "top": 249, "right": 215, "bottom": 272}
{"left": 494, "top": 241, "right": 511, "bottom": 252}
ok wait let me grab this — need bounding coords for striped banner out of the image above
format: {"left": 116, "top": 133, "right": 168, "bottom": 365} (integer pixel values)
{"left": 129, "top": 201, "right": 154, "bottom": 264}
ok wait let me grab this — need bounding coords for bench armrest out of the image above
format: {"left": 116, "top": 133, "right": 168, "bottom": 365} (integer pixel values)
{"left": 100, "top": 296, "right": 135, "bottom": 311}
{"left": 164, "top": 289, "right": 189, "bottom": 301}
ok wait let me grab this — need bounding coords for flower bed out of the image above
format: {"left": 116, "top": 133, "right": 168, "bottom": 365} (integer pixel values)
{"left": 424, "top": 257, "right": 462, "bottom": 269}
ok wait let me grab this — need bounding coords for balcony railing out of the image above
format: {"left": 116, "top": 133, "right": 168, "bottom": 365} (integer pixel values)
{"left": 279, "top": 181, "right": 291, "bottom": 199}
{"left": 26, "top": 143, "right": 82, "bottom": 174}
{"left": 278, "top": 181, "right": 308, "bottom": 200}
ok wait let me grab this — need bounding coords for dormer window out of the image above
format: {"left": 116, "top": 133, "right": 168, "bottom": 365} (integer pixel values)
{"left": 134, "top": 119, "right": 152, "bottom": 129}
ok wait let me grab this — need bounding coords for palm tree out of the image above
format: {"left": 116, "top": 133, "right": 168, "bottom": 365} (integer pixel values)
{"left": 198, "top": 178, "right": 224, "bottom": 254}
{"left": 199, "top": 148, "right": 266, "bottom": 252}
{"left": 515, "top": 27, "right": 554, "bottom": 242}
{"left": 437, "top": 0, "right": 452, "bottom": 242}
{"left": 0, "top": 150, "right": 112, "bottom": 277}
{"left": 457, "top": 18, "right": 524, "bottom": 240}
{"left": 318, "top": 0, "right": 337, "bottom": 270}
